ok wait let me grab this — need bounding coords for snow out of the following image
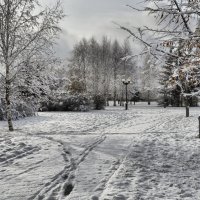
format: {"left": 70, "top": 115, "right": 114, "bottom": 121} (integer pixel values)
{"left": 0, "top": 103, "right": 200, "bottom": 200}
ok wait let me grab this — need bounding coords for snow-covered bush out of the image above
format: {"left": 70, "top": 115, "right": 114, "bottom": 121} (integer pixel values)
{"left": 157, "top": 90, "right": 199, "bottom": 107}
{"left": 0, "top": 98, "right": 35, "bottom": 121}
{"left": 157, "top": 94, "right": 171, "bottom": 107}
{"left": 41, "top": 94, "right": 91, "bottom": 112}
{"left": 0, "top": 101, "right": 6, "bottom": 121}
{"left": 93, "top": 94, "right": 106, "bottom": 110}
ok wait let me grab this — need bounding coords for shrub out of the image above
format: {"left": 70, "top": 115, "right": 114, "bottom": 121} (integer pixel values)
{"left": 41, "top": 94, "right": 91, "bottom": 112}
{"left": 93, "top": 94, "right": 106, "bottom": 110}
{"left": 0, "top": 99, "right": 35, "bottom": 121}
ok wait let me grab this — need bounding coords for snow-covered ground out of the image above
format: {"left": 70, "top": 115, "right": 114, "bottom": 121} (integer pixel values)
{"left": 0, "top": 103, "right": 200, "bottom": 200}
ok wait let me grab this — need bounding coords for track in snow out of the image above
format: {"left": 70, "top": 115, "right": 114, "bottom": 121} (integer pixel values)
{"left": 29, "top": 135, "right": 106, "bottom": 200}
{"left": 1, "top": 106, "right": 199, "bottom": 200}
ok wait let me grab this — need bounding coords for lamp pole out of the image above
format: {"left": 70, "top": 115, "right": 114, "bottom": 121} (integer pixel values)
{"left": 164, "top": 85, "right": 167, "bottom": 108}
{"left": 122, "top": 78, "right": 131, "bottom": 110}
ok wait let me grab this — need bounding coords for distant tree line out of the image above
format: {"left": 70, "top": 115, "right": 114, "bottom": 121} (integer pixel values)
{"left": 67, "top": 36, "right": 136, "bottom": 106}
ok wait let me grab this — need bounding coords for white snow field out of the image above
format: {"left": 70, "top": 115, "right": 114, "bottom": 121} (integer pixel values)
{"left": 0, "top": 103, "right": 200, "bottom": 200}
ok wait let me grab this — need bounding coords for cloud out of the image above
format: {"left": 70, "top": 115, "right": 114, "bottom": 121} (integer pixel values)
{"left": 54, "top": 29, "right": 78, "bottom": 59}
{"left": 43, "top": 0, "right": 154, "bottom": 58}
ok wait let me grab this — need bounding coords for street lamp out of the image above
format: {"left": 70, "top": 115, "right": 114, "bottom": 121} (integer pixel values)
{"left": 122, "top": 78, "right": 131, "bottom": 110}
{"left": 164, "top": 85, "right": 167, "bottom": 108}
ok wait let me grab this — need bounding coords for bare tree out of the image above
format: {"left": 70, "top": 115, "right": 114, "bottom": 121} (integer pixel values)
{"left": 68, "top": 37, "right": 136, "bottom": 107}
{"left": 70, "top": 38, "right": 89, "bottom": 92}
{"left": 120, "top": 40, "right": 133, "bottom": 106}
{"left": 88, "top": 37, "right": 101, "bottom": 96}
{"left": 0, "top": 0, "right": 64, "bottom": 131}
{"left": 112, "top": 40, "right": 123, "bottom": 106}
{"left": 100, "top": 36, "right": 112, "bottom": 105}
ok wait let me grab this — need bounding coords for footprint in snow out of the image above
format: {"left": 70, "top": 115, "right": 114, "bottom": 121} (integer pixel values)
{"left": 113, "top": 194, "right": 127, "bottom": 200}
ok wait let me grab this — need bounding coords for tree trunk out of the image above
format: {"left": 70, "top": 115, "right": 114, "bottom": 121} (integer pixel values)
{"left": 5, "top": 68, "right": 14, "bottom": 131}
{"left": 83, "top": 62, "right": 87, "bottom": 92}
{"left": 113, "top": 65, "right": 117, "bottom": 106}
{"left": 186, "top": 106, "right": 189, "bottom": 117}
{"left": 106, "top": 99, "right": 109, "bottom": 106}
{"left": 4, "top": 1, "right": 13, "bottom": 131}
{"left": 148, "top": 90, "right": 151, "bottom": 105}
{"left": 180, "top": 95, "right": 183, "bottom": 107}
{"left": 185, "top": 97, "right": 190, "bottom": 117}
{"left": 120, "top": 86, "right": 123, "bottom": 106}
{"left": 113, "top": 89, "right": 116, "bottom": 106}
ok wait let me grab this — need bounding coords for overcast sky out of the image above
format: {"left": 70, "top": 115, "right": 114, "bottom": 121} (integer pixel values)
{"left": 43, "top": 0, "right": 154, "bottom": 59}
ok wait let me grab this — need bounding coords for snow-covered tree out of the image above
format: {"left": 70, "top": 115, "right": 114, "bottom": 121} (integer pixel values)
{"left": 120, "top": 0, "right": 200, "bottom": 116}
{"left": 100, "top": 36, "right": 112, "bottom": 105}
{"left": 140, "top": 53, "right": 159, "bottom": 105}
{"left": 0, "top": 0, "right": 64, "bottom": 131}
{"left": 159, "top": 46, "right": 180, "bottom": 107}
{"left": 119, "top": 40, "right": 133, "bottom": 106}
{"left": 69, "top": 38, "right": 89, "bottom": 92}
{"left": 111, "top": 40, "right": 123, "bottom": 106}
{"left": 68, "top": 37, "right": 136, "bottom": 107}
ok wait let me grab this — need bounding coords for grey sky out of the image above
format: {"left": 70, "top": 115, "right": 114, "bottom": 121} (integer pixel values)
{"left": 44, "top": 0, "right": 154, "bottom": 58}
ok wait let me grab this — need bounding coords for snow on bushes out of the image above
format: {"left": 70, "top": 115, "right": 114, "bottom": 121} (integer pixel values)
{"left": 41, "top": 93, "right": 107, "bottom": 112}
{"left": 93, "top": 94, "right": 106, "bottom": 110}
{"left": 0, "top": 99, "right": 35, "bottom": 121}
{"left": 41, "top": 93, "right": 91, "bottom": 112}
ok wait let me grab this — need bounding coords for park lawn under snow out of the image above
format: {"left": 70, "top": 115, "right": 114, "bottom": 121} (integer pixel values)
{"left": 0, "top": 103, "right": 200, "bottom": 200}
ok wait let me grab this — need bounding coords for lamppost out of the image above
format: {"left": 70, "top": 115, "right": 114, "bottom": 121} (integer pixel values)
{"left": 122, "top": 78, "right": 131, "bottom": 110}
{"left": 164, "top": 85, "right": 167, "bottom": 108}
